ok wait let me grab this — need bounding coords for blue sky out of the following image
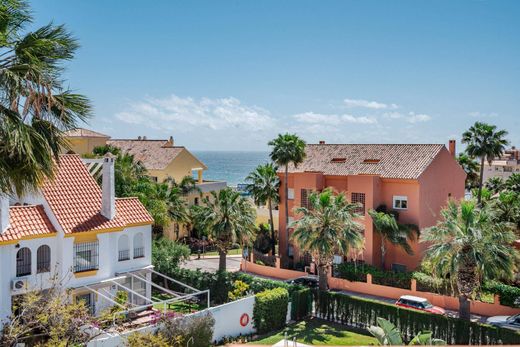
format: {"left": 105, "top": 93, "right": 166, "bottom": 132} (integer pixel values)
{"left": 31, "top": 1, "right": 520, "bottom": 151}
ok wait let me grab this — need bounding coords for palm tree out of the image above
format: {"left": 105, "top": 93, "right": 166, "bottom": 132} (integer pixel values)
{"left": 367, "top": 208, "right": 417, "bottom": 270}
{"left": 420, "top": 200, "right": 517, "bottom": 320}
{"left": 194, "top": 188, "right": 256, "bottom": 271}
{"left": 488, "top": 191, "right": 520, "bottom": 234}
{"left": 166, "top": 175, "right": 201, "bottom": 196}
{"left": 269, "top": 134, "right": 306, "bottom": 259}
{"left": 246, "top": 163, "right": 280, "bottom": 255}
{"left": 506, "top": 173, "right": 520, "bottom": 193}
{"left": 484, "top": 176, "right": 505, "bottom": 194}
{"left": 462, "top": 122, "right": 509, "bottom": 204}
{"left": 456, "top": 153, "right": 480, "bottom": 190}
{"left": 291, "top": 189, "right": 364, "bottom": 291}
{"left": 369, "top": 317, "right": 445, "bottom": 346}
{"left": 0, "top": 0, "right": 91, "bottom": 196}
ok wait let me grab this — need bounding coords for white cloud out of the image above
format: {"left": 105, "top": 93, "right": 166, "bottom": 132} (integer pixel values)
{"left": 292, "top": 112, "right": 377, "bottom": 125}
{"left": 406, "top": 112, "right": 432, "bottom": 123}
{"left": 344, "top": 98, "right": 398, "bottom": 110}
{"left": 469, "top": 111, "right": 498, "bottom": 118}
{"left": 115, "top": 94, "right": 275, "bottom": 131}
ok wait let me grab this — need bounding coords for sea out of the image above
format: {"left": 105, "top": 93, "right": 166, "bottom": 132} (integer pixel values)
{"left": 193, "top": 151, "right": 270, "bottom": 187}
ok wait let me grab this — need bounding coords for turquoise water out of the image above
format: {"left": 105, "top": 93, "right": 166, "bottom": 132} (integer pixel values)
{"left": 193, "top": 151, "right": 270, "bottom": 186}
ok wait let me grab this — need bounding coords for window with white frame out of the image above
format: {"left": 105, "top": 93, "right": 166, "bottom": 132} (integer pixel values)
{"left": 288, "top": 188, "right": 295, "bottom": 200}
{"left": 118, "top": 235, "right": 130, "bottom": 261}
{"left": 393, "top": 195, "right": 408, "bottom": 210}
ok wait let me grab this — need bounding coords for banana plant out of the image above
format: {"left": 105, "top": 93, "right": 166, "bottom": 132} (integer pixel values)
{"left": 368, "top": 317, "right": 445, "bottom": 345}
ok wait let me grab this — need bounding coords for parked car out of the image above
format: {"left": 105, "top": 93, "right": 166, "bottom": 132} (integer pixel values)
{"left": 395, "top": 295, "right": 445, "bottom": 315}
{"left": 285, "top": 276, "right": 319, "bottom": 288}
{"left": 487, "top": 314, "right": 520, "bottom": 331}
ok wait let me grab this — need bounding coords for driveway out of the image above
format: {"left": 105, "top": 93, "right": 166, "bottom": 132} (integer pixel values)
{"left": 181, "top": 254, "right": 242, "bottom": 273}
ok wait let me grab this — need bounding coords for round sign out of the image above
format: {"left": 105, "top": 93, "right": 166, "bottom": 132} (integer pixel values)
{"left": 240, "top": 313, "right": 250, "bottom": 327}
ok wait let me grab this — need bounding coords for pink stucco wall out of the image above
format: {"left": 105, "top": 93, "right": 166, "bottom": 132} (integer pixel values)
{"left": 278, "top": 145, "right": 466, "bottom": 271}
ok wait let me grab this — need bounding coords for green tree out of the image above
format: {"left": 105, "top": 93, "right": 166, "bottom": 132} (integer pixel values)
{"left": 485, "top": 176, "right": 505, "bottom": 194}
{"left": 152, "top": 237, "right": 191, "bottom": 278}
{"left": 194, "top": 188, "right": 256, "bottom": 271}
{"left": 291, "top": 188, "right": 364, "bottom": 291}
{"left": 369, "top": 317, "right": 445, "bottom": 345}
{"left": 368, "top": 208, "right": 417, "bottom": 270}
{"left": 269, "top": 133, "right": 306, "bottom": 259}
{"left": 0, "top": 0, "right": 92, "bottom": 195}
{"left": 420, "top": 200, "right": 517, "bottom": 319}
{"left": 488, "top": 191, "right": 520, "bottom": 234}
{"left": 506, "top": 173, "right": 520, "bottom": 193}
{"left": 246, "top": 163, "right": 280, "bottom": 255}
{"left": 456, "top": 153, "right": 480, "bottom": 189}
{"left": 462, "top": 122, "right": 509, "bottom": 203}
{"left": 165, "top": 175, "right": 201, "bottom": 196}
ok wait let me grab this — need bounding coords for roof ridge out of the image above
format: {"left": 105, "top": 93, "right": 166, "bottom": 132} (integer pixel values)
{"left": 308, "top": 143, "right": 444, "bottom": 146}
{"left": 9, "top": 204, "right": 41, "bottom": 209}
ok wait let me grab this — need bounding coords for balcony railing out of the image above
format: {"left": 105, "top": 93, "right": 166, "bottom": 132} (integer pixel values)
{"left": 195, "top": 180, "right": 227, "bottom": 193}
{"left": 133, "top": 247, "right": 145, "bottom": 259}
{"left": 118, "top": 250, "right": 130, "bottom": 262}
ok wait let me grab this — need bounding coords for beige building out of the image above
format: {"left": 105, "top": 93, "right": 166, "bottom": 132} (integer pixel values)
{"left": 64, "top": 129, "right": 226, "bottom": 240}
{"left": 483, "top": 147, "right": 520, "bottom": 182}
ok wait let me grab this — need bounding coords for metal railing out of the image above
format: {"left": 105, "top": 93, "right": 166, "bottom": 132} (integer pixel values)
{"left": 133, "top": 247, "right": 145, "bottom": 259}
{"left": 118, "top": 250, "right": 130, "bottom": 261}
{"left": 73, "top": 241, "right": 99, "bottom": 273}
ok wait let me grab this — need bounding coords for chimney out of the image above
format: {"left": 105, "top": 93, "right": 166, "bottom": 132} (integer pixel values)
{"left": 448, "top": 139, "right": 456, "bottom": 158}
{"left": 0, "top": 194, "right": 9, "bottom": 234}
{"left": 137, "top": 136, "right": 142, "bottom": 140}
{"left": 319, "top": 140, "right": 326, "bottom": 145}
{"left": 142, "top": 136, "right": 147, "bottom": 140}
{"left": 163, "top": 136, "right": 174, "bottom": 148}
{"left": 101, "top": 153, "right": 116, "bottom": 220}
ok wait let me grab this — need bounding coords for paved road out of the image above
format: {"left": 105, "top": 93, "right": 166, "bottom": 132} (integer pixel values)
{"left": 181, "top": 255, "right": 242, "bottom": 273}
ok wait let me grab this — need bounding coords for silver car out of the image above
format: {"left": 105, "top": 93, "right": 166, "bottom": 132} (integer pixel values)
{"left": 487, "top": 314, "right": 520, "bottom": 331}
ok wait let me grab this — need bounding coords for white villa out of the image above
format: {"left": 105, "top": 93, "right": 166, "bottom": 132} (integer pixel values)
{"left": 0, "top": 154, "right": 160, "bottom": 323}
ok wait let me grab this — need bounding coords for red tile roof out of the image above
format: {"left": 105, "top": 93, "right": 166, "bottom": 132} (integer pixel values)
{"left": 41, "top": 154, "right": 152, "bottom": 234}
{"left": 285, "top": 144, "right": 446, "bottom": 179}
{"left": 116, "top": 197, "right": 154, "bottom": 226}
{"left": 0, "top": 205, "right": 56, "bottom": 242}
{"left": 64, "top": 128, "right": 110, "bottom": 138}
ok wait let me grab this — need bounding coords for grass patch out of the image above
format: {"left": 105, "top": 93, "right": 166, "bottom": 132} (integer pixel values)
{"left": 202, "top": 248, "right": 242, "bottom": 256}
{"left": 151, "top": 293, "right": 204, "bottom": 313}
{"left": 249, "top": 318, "right": 376, "bottom": 346}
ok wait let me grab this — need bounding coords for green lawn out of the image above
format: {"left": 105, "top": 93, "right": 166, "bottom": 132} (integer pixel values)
{"left": 201, "top": 247, "right": 243, "bottom": 256}
{"left": 152, "top": 293, "right": 204, "bottom": 313}
{"left": 249, "top": 318, "right": 376, "bottom": 346}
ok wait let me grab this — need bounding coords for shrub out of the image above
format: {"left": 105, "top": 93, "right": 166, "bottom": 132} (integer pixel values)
{"left": 483, "top": 281, "right": 520, "bottom": 307}
{"left": 253, "top": 288, "right": 289, "bottom": 334}
{"left": 228, "top": 280, "right": 250, "bottom": 301}
{"left": 412, "top": 272, "right": 454, "bottom": 295}
{"left": 315, "top": 291, "right": 520, "bottom": 345}
{"left": 335, "top": 262, "right": 412, "bottom": 289}
{"left": 152, "top": 237, "right": 191, "bottom": 276}
{"left": 290, "top": 287, "right": 313, "bottom": 321}
{"left": 159, "top": 313, "right": 215, "bottom": 347}
{"left": 125, "top": 332, "right": 171, "bottom": 347}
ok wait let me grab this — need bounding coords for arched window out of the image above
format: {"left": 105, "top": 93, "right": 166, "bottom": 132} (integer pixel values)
{"left": 118, "top": 235, "right": 130, "bottom": 261}
{"left": 37, "top": 245, "right": 51, "bottom": 273}
{"left": 16, "top": 247, "right": 31, "bottom": 277}
{"left": 133, "top": 233, "right": 144, "bottom": 259}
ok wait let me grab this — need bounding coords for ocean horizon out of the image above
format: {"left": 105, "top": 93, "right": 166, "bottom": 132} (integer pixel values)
{"left": 193, "top": 151, "right": 271, "bottom": 186}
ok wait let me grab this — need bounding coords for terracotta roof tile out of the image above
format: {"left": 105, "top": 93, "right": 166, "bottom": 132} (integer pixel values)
{"left": 286, "top": 144, "right": 445, "bottom": 179}
{"left": 41, "top": 154, "right": 152, "bottom": 234}
{"left": 0, "top": 205, "right": 56, "bottom": 242}
{"left": 116, "top": 197, "right": 154, "bottom": 226}
{"left": 64, "top": 128, "right": 110, "bottom": 138}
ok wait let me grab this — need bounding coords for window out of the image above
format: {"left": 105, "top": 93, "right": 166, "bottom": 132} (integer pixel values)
{"left": 504, "top": 166, "right": 513, "bottom": 172}
{"left": 76, "top": 293, "right": 95, "bottom": 315}
{"left": 351, "top": 193, "right": 366, "bottom": 215}
{"left": 287, "top": 188, "right": 295, "bottom": 200}
{"left": 133, "top": 233, "right": 145, "bottom": 259}
{"left": 36, "top": 245, "right": 51, "bottom": 273}
{"left": 16, "top": 247, "right": 31, "bottom": 277}
{"left": 391, "top": 263, "right": 407, "bottom": 273}
{"left": 118, "top": 235, "right": 130, "bottom": 261}
{"left": 73, "top": 241, "right": 99, "bottom": 273}
{"left": 194, "top": 197, "right": 199, "bottom": 206}
{"left": 393, "top": 196, "right": 408, "bottom": 210}
{"left": 300, "top": 189, "right": 311, "bottom": 209}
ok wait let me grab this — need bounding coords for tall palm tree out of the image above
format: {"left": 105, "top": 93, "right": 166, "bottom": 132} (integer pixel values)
{"left": 291, "top": 189, "right": 364, "bottom": 291}
{"left": 462, "top": 122, "right": 509, "bottom": 204}
{"left": 0, "top": 0, "right": 91, "bottom": 196}
{"left": 420, "top": 200, "right": 517, "bottom": 320}
{"left": 456, "top": 153, "right": 479, "bottom": 190}
{"left": 246, "top": 163, "right": 280, "bottom": 255}
{"left": 367, "top": 209, "right": 417, "bottom": 270}
{"left": 484, "top": 176, "right": 505, "bottom": 194}
{"left": 165, "top": 175, "right": 201, "bottom": 196}
{"left": 194, "top": 188, "right": 256, "bottom": 271}
{"left": 506, "top": 173, "right": 520, "bottom": 193}
{"left": 269, "top": 133, "right": 306, "bottom": 259}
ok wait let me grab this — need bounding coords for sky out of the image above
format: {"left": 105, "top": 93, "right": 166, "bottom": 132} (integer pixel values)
{"left": 31, "top": 1, "right": 520, "bottom": 151}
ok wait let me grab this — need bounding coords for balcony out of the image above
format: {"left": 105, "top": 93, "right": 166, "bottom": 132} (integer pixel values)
{"left": 118, "top": 249, "right": 130, "bottom": 262}
{"left": 195, "top": 180, "right": 227, "bottom": 193}
{"left": 133, "top": 247, "right": 145, "bottom": 259}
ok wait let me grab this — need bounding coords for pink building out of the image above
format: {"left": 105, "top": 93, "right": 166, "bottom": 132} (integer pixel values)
{"left": 278, "top": 140, "right": 466, "bottom": 271}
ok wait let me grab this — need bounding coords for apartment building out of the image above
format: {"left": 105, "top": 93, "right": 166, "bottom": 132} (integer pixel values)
{"left": 482, "top": 147, "right": 520, "bottom": 182}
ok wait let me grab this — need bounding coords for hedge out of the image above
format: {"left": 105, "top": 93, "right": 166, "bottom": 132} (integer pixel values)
{"left": 166, "top": 268, "right": 305, "bottom": 306}
{"left": 335, "top": 262, "right": 411, "bottom": 289}
{"left": 315, "top": 291, "right": 520, "bottom": 345}
{"left": 253, "top": 288, "right": 289, "bottom": 334}
{"left": 290, "top": 288, "right": 313, "bottom": 321}
{"left": 483, "top": 281, "right": 520, "bottom": 307}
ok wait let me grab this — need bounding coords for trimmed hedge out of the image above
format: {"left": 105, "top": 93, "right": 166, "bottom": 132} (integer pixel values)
{"left": 483, "top": 281, "right": 520, "bottom": 307}
{"left": 335, "top": 262, "right": 411, "bottom": 289}
{"left": 315, "top": 291, "right": 520, "bottom": 345}
{"left": 290, "top": 288, "right": 313, "bottom": 321}
{"left": 253, "top": 288, "right": 289, "bottom": 334}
